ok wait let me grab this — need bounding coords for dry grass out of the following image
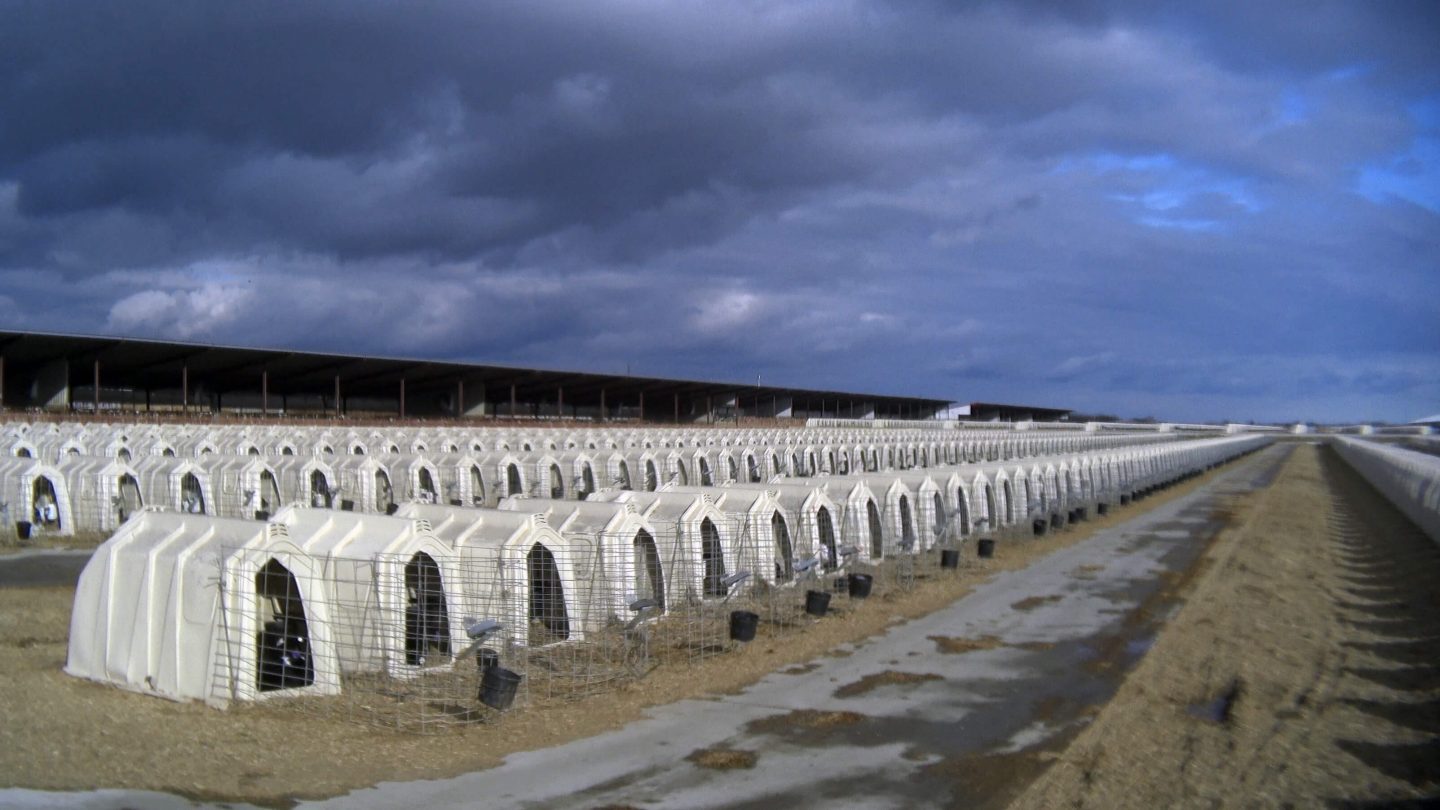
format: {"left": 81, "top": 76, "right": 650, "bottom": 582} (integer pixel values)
{"left": 0, "top": 464, "right": 1233, "bottom": 805}
{"left": 1009, "top": 444, "right": 1440, "bottom": 809}
{"left": 1010, "top": 595, "right": 1064, "bottom": 611}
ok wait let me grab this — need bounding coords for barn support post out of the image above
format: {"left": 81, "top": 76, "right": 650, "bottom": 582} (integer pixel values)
{"left": 510, "top": 384, "right": 517, "bottom": 419}
{"left": 261, "top": 370, "right": 268, "bottom": 417}
{"left": 92, "top": 360, "right": 100, "bottom": 414}
{"left": 639, "top": 391, "right": 644, "bottom": 421}
{"left": 456, "top": 380, "right": 464, "bottom": 418}
{"left": 557, "top": 386, "right": 563, "bottom": 418}
{"left": 600, "top": 388, "right": 606, "bottom": 422}
{"left": 399, "top": 377, "right": 406, "bottom": 419}
{"left": 181, "top": 365, "right": 188, "bottom": 416}
{"left": 674, "top": 393, "right": 680, "bottom": 423}
{"left": 334, "top": 375, "right": 341, "bottom": 417}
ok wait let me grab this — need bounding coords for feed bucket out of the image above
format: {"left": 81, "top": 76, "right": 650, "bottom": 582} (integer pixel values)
{"left": 729, "top": 610, "right": 760, "bottom": 642}
{"left": 977, "top": 539, "right": 996, "bottom": 559}
{"left": 805, "top": 590, "right": 831, "bottom": 617}
{"left": 847, "top": 573, "right": 873, "bottom": 598}
{"left": 476, "top": 647, "right": 499, "bottom": 671}
{"left": 940, "top": 549, "right": 960, "bottom": 569}
{"left": 479, "top": 666, "right": 523, "bottom": 710}
{"left": 15, "top": 521, "right": 32, "bottom": 541}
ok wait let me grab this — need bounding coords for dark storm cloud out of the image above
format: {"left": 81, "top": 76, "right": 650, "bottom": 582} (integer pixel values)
{"left": 0, "top": 1, "right": 1437, "bottom": 422}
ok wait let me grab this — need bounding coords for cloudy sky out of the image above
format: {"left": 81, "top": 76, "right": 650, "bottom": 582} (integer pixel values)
{"left": 1, "top": 2, "right": 1437, "bottom": 423}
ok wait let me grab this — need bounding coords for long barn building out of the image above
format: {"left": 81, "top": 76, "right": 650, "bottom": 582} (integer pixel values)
{"left": 0, "top": 330, "right": 954, "bottom": 423}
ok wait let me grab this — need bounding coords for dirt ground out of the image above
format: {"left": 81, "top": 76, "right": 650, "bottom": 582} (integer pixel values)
{"left": 0, "top": 467, "right": 1229, "bottom": 806}
{"left": 1009, "top": 443, "right": 1440, "bottom": 808}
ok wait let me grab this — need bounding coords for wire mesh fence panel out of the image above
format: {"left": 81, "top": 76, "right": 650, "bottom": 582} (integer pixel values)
{"left": 205, "top": 493, "right": 1007, "bottom": 734}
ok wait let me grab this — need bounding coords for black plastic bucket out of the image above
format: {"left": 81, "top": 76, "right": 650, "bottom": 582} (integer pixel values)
{"left": 1119, "top": 493, "right": 1131, "bottom": 505}
{"left": 977, "top": 538, "right": 996, "bottom": 559}
{"left": 15, "top": 521, "right": 31, "bottom": 541}
{"left": 340, "top": 499, "right": 355, "bottom": 512}
{"left": 729, "top": 610, "right": 760, "bottom": 642}
{"left": 479, "top": 666, "right": 523, "bottom": 710}
{"left": 476, "top": 647, "right": 499, "bottom": 671}
{"left": 385, "top": 502, "right": 400, "bottom": 516}
{"left": 254, "top": 510, "right": 270, "bottom": 521}
{"left": 805, "top": 590, "right": 831, "bottom": 617}
{"left": 847, "top": 573, "right": 873, "bottom": 598}
{"left": 1033, "top": 519, "right": 1048, "bottom": 537}
{"left": 940, "top": 549, "right": 960, "bottom": 569}
{"left": 1097, "top": 503, "right": 1109, "bottom": 516}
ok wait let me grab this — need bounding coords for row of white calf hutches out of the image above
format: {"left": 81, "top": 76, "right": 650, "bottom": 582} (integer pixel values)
{"left": 394, "top": 502, "right": 597, "bottom": 648}
{"left": 66, "top": 508, "right": 342, "bottom": 707}
{"left": 53, "top": 455, "right": 145, "bottom": 534}
{"left": 330, "top": 455, "right": 397, "bottom": 514}
{"left": 267, "top": 506, "right": 466, "bottom": 680}
{"left": 589, "top": 489, "right": 749, "bottom": 604}
{"left": 686, "top": 482, "right": 836, "bottom": 581}
{"left": 714, "top": 481, "right": 843, "bottom": 578}
{"left": 269, "top": 454, "right": 339, "bottom": 509}
{"left": 499, "top": 497, "right": 659, "bottom": 621}
{"left": 668, "top": 485, "right": 794, "bottom": 585}
{"left": 65, "top": 502, "right": 617, "bottom": 708}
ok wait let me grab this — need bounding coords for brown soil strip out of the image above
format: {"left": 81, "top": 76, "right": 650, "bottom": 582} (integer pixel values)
{"left": 1009, "top": 443, "right": 1440, "bottom": 809}
{"left": 1010, "top": 595, "right": 1063, "bottom": 611}
{"left": 929, "top": 634, "right": 1005, "bottom": 654}
{"left": 746, "top": 709, "right": 867, "bottom": 734}
{"left": 685, "top": 748, "right": 758, "bottom": 770}
{"left": 0, "top": 457, "right": 1238, "bottom": 804}
{"left": 833, "top": 670, "right": 944, "bottom": 698}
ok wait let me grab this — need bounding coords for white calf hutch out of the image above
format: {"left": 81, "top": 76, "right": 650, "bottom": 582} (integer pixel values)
{"left": 0, "top": 456, "right": 74, "bottom": 541}
{"left": 66, "top": 509, "right": 342, "bottom": 707}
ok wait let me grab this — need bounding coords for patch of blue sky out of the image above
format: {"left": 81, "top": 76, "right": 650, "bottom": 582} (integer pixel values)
{"left": 1137, "top": 216, "right": 1221, "bottom": 232}
{"left": 1357, "top": 135, "right": 1440, "bottom": 213}
{"left": 1325, "top": 63, "right": 1372, "bottom": 82}
{"left": 1409, "top": 95, "right": 1440, "bottom": 130}
{"left": 1051, "top": 151, "right": 1175, "bottom": 175}
{"left": 1077, "top": 150, "right": 1263, "bottom": 229}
